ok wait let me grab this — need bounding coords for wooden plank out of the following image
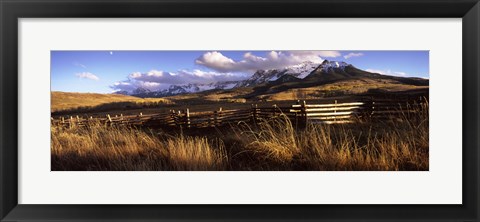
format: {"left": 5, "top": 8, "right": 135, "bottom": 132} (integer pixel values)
{"left": 323, "top": 120, "right": 353, "bottom": 124}
{"left": 307, "top": 111, "right": 355, "bottom": 117}
{"left": 292, "top": 102, "right": 364, "bottom": 108}
{"left": 220, "top": 116, "right": 251, "bottom": 122}
{"left": 372, "top": 110, "right": 418, "bottom": 115}
{"left": 216, "top": 109, "right": 244, "bottom": 113}
{"left": 218, "top": 116, "right": 252, "bottom": 121}
{"left": 306, "top": 106, "right": 361, "bottom": 112}
{"left": 308, "top": 115, "right": 352, "bottom": 120}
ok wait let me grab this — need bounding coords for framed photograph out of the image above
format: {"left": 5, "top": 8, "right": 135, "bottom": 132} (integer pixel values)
{"left": 1, "top": 0, "right": 479, "bottom": 221}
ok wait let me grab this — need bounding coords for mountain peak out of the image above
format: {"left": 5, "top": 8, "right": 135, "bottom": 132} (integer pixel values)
{"left": 236, "top": 61, "right": 326, "bottom": 88}
{"left": 321, "top": 60, "right": 349, "bottom": 66}
{"left": 133, "top": 87, "right": 151, "bottom": 94}
{"left": 318, "top": 60, "right": 351, "bottom": 72}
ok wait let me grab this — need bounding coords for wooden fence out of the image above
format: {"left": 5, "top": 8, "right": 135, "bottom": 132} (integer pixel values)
{"left": 51, "top": 97, "right": 427, "bottom": 129}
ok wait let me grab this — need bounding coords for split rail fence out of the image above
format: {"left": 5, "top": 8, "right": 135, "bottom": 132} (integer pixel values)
{"left": 52, "top": 97, "right": 427, "bottom": 129}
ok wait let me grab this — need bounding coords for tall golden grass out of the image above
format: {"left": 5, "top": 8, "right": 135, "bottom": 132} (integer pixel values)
{"left": 51, "top": 103, "right": 428, "bottom": 171}
{"left": 51, "top": 123, "right": 226, "bottom": 170}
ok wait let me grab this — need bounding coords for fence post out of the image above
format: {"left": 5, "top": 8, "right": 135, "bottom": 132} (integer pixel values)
{"left": 186, "top": 108, "right": 191, "bottom": 128}
{"left": 177, "top": 110, "right": 181, "bottom": 127}
{"left": 217, "top": 107, "right": 222, "bottom": 126}
{"left": 301, "top": 100, "right": 307, "bottom": 128}
{"left": 293, "top": 103, "right": 298, "bottom": 128}
{"left": 273, "top": 104, "right": 277, "bottom": 117}
{"left": 372, "top": 100, "right": 375, "bottom": 117}
{"left": 69, "top": 116, "right": 74, "bottom": 129}
{"left": 334, "top": 100, "right": 337, "bottom": 123}
{"left": 106, "top": 114, "right": 112, "bottom": 126}
{"left": 170, "top": 110, "right": 176, "bottom": 126}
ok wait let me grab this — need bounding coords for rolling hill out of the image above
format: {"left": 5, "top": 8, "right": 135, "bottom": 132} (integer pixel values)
{"left": 51, "top": 91, "right": 172, "bottom": 112}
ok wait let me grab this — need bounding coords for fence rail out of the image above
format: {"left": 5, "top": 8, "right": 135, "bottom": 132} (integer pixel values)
{"left": 52, "top": 97, "right": 427, "bottom": 129}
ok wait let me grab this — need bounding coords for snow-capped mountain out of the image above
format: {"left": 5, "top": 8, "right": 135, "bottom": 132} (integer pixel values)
{"left": 235, "top": 61, "right": 321, "bottom": 87}
{"left": 122, "top": 81, "right": 239, "bottom": 98}
{"left": 317, "top": 60, "right": 350, "bottom": 72}
{"left": 285, "top": 61, "right": 323, "bottom": 79}
{"left": 169, "top": 81, "right": 238, "bottom": 94}
{"left": 119, "top": 60, "right": 355, "bottom": 98}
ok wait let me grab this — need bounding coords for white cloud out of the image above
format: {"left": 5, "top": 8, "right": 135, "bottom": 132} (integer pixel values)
{"left": 127, "top": 69, "right": 247, "bottom": 84}
{"left": 112, "top": 81, "right": 165, "bottom": 92}
{"left": 111, "top": 69, "right": 249, "bottom": 92}
{"left": 75, "top": 72, "right": 99, "bottom": 81}
{"left": 74, "top": 62, "right": 87, "bottom": 69}
{"left": 366, "top": 69, "right": 408, "bottom": 77}
{"left": 343, "top": 52, "right": 364, "bottom": 59}
{"left": 304, "top": 51, "right": 342, "bottom": 58}
{"left": 112, "top": 81, "right": 135, "bottom": 91}
{"left": 195, "top": 51, "right": 341, "bottom": 73}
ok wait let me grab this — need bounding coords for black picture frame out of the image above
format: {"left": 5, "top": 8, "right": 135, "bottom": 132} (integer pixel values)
{"left": 1, "top": 0, "right": 479, "bottom": 221}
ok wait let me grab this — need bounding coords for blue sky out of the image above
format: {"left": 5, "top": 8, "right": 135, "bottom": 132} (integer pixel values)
{"left": 51, "top": 50, "right": 429, "bottom": 93}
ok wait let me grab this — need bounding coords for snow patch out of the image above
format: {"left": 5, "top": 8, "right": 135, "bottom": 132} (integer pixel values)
{"left": 319, "top": 60, "right": 349, "bottom": 72}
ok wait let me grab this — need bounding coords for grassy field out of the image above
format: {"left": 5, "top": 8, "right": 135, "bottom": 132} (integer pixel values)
{"left": 262, "top": 80, "right": 429, "bottom": 100}
{"left": 51, "top": 102, "right": 429, "bottom": 171}
{"left": 51, "top": 91, "right": 172, "bottom": 113}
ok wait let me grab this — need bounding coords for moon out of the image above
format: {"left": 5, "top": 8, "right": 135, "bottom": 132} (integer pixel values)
{"left": 109, "top": 51, "right": 113, "bottom": 55}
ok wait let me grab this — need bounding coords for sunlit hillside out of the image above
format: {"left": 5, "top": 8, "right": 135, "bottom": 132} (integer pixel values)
{"left": 51, "top": 91, "right": 172, "bottom": 112}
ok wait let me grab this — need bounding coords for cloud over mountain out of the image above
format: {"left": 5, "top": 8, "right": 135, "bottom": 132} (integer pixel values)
{"left": 111, "top": 51, "right": 344, "bottom": 93}
{"left": 195, "top": 51, "right": 341, "bottom": 73}
{"left": 111, "top": 69, "right": 248, "bottom": 92}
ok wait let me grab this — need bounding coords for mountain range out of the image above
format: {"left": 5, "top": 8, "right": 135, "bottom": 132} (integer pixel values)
{"left": 116, "top": 60, "right": 428, "bottom": 99}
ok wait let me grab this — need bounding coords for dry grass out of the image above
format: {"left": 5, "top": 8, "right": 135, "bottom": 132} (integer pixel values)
{"left": 165, "top": 89, "right": 251, "bottom": 103}
{"left": 51, "top": 103, "right": 428, "bottom": 171}
{"left": 231, "top": 102, "right": 428, "bottom": 170}
{"left": 51, "top": 123, "right": 226, "bottom": 170}
{"left": 51, "top": 91, "right": 172, "bottom": 112}
{"left": 262, "top": 80, "right": 428, "bottom": 101}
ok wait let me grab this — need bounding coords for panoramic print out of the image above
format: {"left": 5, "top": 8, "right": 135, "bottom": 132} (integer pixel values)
{"left": 51, "top": 50, "right": 429, "bottom": 171}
